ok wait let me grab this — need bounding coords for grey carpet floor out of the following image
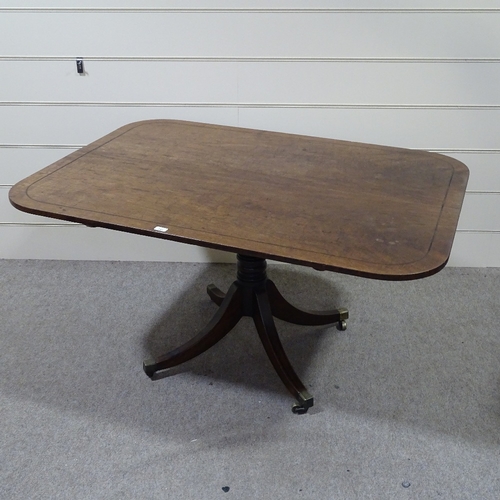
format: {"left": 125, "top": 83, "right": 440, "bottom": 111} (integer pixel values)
{"left": 1, "top": 260, "right": 499, "bottom": 499}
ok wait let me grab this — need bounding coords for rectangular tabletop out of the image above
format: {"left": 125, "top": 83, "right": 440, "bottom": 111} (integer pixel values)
{"left": 9, "top": 120, "right": 469, "bottom": 280}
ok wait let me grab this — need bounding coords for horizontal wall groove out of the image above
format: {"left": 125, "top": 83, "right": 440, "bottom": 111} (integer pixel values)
{"left": 2, "top": 101, "right": 500, "bottom": 110}
{"left": 0, "top": 224, "right": 497, "bottom": 234}
{"left": 0, "top": 222, "right": 80, "bottom": 227}
{"left": 2, "top": 183, "right": 497, "bottom": 196}
{"left": 2, "top": 146, "right": 499, "bottom": 154}
{"left": 426, "top": 149, "right": 500, "bottom": 154}
{"left": 0, "top": 144, "right": 81, "bottom": 149}
{"left": 1, "top": 184, "right": 498, "bottom": 195}
{"left": 457, "top": 229, "right": 500, "bottom": 234}
{"left": 2, "top": 56, "right": 500, "bottom": 64}
{"left": 463, "top": 191, "right": 500, "bottom": 195}
{"left": 1, "top": 8, "right": 500, "bottom": 14}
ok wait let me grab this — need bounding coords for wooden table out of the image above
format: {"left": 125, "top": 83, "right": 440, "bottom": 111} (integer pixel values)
{"left": 9, "top": 120, "right": 469, "bottom": 413}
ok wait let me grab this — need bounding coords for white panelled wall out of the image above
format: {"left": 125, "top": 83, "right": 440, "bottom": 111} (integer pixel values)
{"left": 1, "top": 1, "right": 499, "bottom": 266}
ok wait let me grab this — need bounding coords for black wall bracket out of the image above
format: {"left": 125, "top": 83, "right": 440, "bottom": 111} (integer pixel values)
{"left": 76, "top": 58, "right": 85, "bottom": 75}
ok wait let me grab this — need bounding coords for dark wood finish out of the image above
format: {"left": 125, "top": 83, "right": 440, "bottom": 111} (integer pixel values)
{"left": 143, "top": 282, "right": 244, "bottom": 376}
{"left": 9, "top": 119, "right": 469, "bottom": 280}
{"left": 252, "top": 286, "right": 313, "bottom": 413}
{"left": 9, "top": 120, "right": 469, "bottom": 412}
{"left": 144, "top": 254, "right": 343, "bottom": 412}
{"left": 266, "top": 280, "right": 348, "bottom": 326}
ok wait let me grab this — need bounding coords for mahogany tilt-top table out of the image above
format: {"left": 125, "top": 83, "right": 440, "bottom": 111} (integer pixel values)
{"left": 9, "top": 120, "right": 469, "bottom": 413}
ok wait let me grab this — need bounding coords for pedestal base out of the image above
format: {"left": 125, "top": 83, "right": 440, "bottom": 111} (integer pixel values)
{"left": 143, "top": 254, "right": 348, "bottom": 413}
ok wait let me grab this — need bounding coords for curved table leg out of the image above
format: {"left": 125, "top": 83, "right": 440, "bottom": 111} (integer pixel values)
{"left": 143, "top": 283, "right": 243, "bottom": 378}
{"left": 145, "top": 256, "right": 346, "bottom": 413}
{"left": 253, "top": 285, "right": 314, "bottom": 414}
{"left": 266, "top": 279, "right": 348, "bottom": 330}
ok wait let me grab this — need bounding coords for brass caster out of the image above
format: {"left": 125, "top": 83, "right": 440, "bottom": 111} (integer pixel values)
{"left": 337, "top": 319, "right": 347, "bottom": 331}
{"left": 292, "top": 403, "right": 309, "bottom": 415}
{"left": 143, "top": 360, "right": 156, "bottom": 378}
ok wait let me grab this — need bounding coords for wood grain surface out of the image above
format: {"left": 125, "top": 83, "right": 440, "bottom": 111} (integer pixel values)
{"left": 9, "top": 120, "right": 469, "bottom": 279}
